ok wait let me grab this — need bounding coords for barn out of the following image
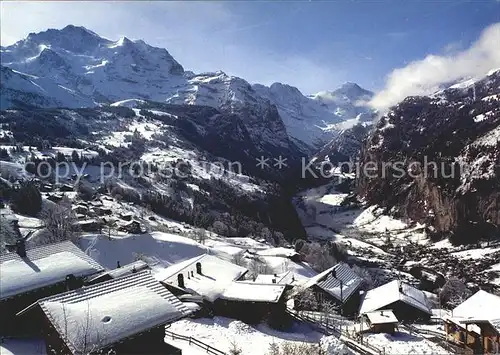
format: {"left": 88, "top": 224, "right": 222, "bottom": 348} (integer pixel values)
{"left": 296, "top": 262, "right": 364, "bottom": 316}
{"left": 359, "top": 280, "right": 432, "bottom": 322}
{"left": 0, "top": 240, "right": 104, "bottom": 336}
{"left": 17, "top": 271, "right": 191, "bottom": 355}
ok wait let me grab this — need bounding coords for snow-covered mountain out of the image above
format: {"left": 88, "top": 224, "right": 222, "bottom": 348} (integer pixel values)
{"left": 358, "top": 69, "right": 500, "bottom": 242}
{"left": 0, "top": 25, "right": 375, "bottom": 148}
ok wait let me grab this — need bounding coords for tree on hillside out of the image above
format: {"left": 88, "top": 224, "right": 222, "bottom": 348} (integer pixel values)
{"left": 39, "top": 197, "right": 78, "bottom": 244}
{"left": 11, "top": 181, "right": 42, "bottom": 216}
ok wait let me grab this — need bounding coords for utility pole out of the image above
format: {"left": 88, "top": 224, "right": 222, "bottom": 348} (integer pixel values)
{"left": 340, "top": 279, "right": 344, "bottom": 335}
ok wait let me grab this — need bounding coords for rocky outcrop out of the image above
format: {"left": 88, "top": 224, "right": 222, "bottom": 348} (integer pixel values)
{"left": 357, "top": 70, "right": 500, "bottom": 243}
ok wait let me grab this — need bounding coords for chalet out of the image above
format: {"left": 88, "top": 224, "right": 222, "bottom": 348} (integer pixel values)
{"left": 86, "top": 260, "right": 150, "bottom": 285}
{"left": 444, "top": 290, "right": 500, "bottom": 354}
{"left": 17, "top": 271, "right": 190, "bottom": 355}
{"left": 0, "top": 240, "right": 104, "bottom": 335}
{"left": 75, "top": 219, "right": 103, "bottom": 233}
{"left": 215, "top": 282, "right": 290, "bottom": 329}
{"left": 359, "top": 280, "right": 432, "bottom": 322}
{"left": 256, "top": 247, "right": 302, "bottom": 263}
{"left": 361, "top": 310, "right": 398, "bottom": 335}
{"left": 118, "top": 220, "right": 142, "bottom": 234}
{"left": 409, "top": 265, "right": 446, "bottom": 292}
{"left": 95, "top": 206, "right": 113, "bottom": 216}
{"left": 297, "top": 262, "right": 364, "bottom": 315}
{"left": 155, "top": 254, "right": 248, "bottom": 301}
{"left": 119, "top": 212, "right": 134, "bottom": 221}
{"left": 460, "top": 319, "right": 500, "bottom": 355}
{"left": 72, "top": 204, "right": 89, "bottom": 215}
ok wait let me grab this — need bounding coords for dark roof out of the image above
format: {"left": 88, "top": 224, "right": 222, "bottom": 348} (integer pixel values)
{"left": 0, "top": 240, "right": 104, "bottom": 301}
{"left": 302, "top": 263, "right": 363, "bottom": 303}
{"left": 24, "top": 271, "right": 190, "bottom": 354}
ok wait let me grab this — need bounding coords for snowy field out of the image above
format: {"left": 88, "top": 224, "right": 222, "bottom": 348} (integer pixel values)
{"left": 167, "top": 317, "right": 350, "bottom": 355}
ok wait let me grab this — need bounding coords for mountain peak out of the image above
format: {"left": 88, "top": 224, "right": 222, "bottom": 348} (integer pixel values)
{"left": 60, "top": 25, "right": 100, "bottom": 38}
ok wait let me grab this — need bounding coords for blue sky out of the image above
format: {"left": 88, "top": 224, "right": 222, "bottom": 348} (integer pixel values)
{"left": 1, "top": 1, "right": 499, "bottom": 95}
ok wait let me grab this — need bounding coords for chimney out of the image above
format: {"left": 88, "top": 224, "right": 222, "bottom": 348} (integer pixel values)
{"left": 132, "top": 265, "right": 137, "bottom": 273}
{"left": 177, "top": 274, "right": 185, "bottom": 288}
{"left": 274, "top": 273, "right": 277, "bottom": 277}
{"left": 272, "top": 278, "right": 276, "bottom": 284}
{"left": 196, "top": 262, "right": 202, "bottom": 275}
{"left": 331, "top": 269, "right": 337, "bottom": 278}
{"left": 191, "top": 271, "right": 194, "bottom": 277}
{"left": 16, "top": 239, "right": 26, "bottom": 258}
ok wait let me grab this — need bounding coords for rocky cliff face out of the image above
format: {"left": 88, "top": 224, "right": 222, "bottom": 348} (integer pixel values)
{"left": 357, "top": 70, "right": 500, "bottom": 243}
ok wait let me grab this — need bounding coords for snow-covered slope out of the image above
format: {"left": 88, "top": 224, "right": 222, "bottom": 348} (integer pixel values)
{"left": 0, "top": 66, "right": 95, "bottom": 109}
{"left": 1, "top": 25, "right": 374, "bottom": 147}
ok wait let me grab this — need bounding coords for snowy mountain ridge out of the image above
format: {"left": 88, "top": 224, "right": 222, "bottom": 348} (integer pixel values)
{"left": 1, "top": 25, "right": 375, "bottom": 148}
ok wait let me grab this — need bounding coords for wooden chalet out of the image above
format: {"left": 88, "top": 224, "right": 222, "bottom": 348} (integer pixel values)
{"left": 359, "top": 280, "right": 432, "bottom": 322}
{"left": 297, "top": 262, "right": 364, "bottom": 316}
{"left": 444, "top": 290, "right": 500, "bottom": 354}
{"left": 215, "top": 282, "right": 290, "bottom": 329}
{"left": 361, "top": 310, "right": 398, "bottom": 335}
{"left": 17, "top": 271, "right": 191, "bottom": 355}
{"left": 154, "top": 254, "right": 290, "bottom": 327}
{"left": 0, "top": 240, "right": 104, "bottom": 335}
{"left": 155, "top": 254, "right": 248, "bottom": 301}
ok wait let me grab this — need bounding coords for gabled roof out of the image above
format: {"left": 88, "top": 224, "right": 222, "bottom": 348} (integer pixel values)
{"left": 451, "top": 290, "right": 500, "bottom": 320}
{"left": 301, "top": 263, "right": 363, "bottom": 303}
{"left": 154, "top": 254, "right": 248, "bottom": 302}
{"left": 220, "top": 282, "right": 287, "bottom": 303}
{"left": 254, "top": 270, "right": 305, "bottom": 286}
{"left": 26, "top": 271, "right": 190, "bottom": 354}
{"left": 0, "top": 241, "right": 104, "bottom": 301}
{"left": 86, "top": 260, "right": 150, "bottom": 284}
{"left": 365, "top": 310, "right": 398, "bottom": 325}
{"left": 359, "top": 280, "right": 432, "bottom": 315}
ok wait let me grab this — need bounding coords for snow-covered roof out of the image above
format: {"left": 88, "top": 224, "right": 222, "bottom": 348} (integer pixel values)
{"left": 86, "top": 260, "right": 150, "bottom": 284}
{"left": 365, "top": 310, "right": 398, "bottom": 325}
{"left": 33, "top": 271, "right": 190, "bottom": 354}
{"left": 154, "top": 254, "right": 248, "bottom": 302}
{"left": 254, "top": 271, "right": 305, "bottom": 286}
{"left": 256, "top": 247, "right": 300, "bottom": 258}
{"left": 451, "top": 290, "right": 500, "bottom": 320}
{"left": 359, "top": 280, "right": 432, "bottom": 315}
{"left": 220, "top": 282, "right": 287, "bottom": 303}
{"left": 301, "top": 263, "right": 363, "bottom": 303}
{"left": 0, "top": 241, "right": 104, "bottom": 301}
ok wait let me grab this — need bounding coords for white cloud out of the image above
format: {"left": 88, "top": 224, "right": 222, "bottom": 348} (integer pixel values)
{"left": 371, "top": 22, "right": 500, "bottom": 112}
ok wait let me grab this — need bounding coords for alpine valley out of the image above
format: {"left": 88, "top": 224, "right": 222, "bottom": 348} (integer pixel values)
{"left": 1, "top": 22, "right": 500, "bottom": 355}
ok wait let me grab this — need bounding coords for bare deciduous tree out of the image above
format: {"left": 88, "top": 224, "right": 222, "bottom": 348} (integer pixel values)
{"left": 439, "top": 277, "right": 471, "bottom": 307}
{"left": 39, "top": 197, "right": 79, "bottom": 244}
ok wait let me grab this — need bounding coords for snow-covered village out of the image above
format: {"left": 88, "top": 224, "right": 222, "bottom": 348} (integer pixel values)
{"left": 1, "top": 2, "right": 500, "bottom": 355}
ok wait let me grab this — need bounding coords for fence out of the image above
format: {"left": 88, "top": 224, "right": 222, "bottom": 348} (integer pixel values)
{"left": 165, "top": 328, "right": 227, "bottom": 355}
{"left": 285, "top": 308, "right": 383, "bottom": 355}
